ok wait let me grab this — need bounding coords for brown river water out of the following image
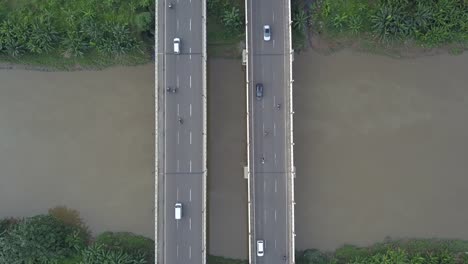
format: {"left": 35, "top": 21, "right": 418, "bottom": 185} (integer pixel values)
{"left": 0, "top": 64, "right": 155, "bottom": 238}
{"left": 1, "top": 49, "right": 468, "bottom": 259}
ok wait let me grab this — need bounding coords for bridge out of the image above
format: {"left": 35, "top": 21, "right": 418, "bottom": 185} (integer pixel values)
{"left": 244, "top": 0, "right": 295, "bottom": 263}
{"left": 155, "top": 0, "right": 207, "bottom": 263}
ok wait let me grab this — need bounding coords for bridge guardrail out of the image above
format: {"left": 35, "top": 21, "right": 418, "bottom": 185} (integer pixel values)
{"left": 244, "top": 0, "right": 252, "bottom": 262}
{"left": 201, "top": 0, "right": 207, "bottom": 262}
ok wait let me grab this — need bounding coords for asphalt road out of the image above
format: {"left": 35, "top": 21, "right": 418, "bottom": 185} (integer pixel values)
{"left": 157, "top": 0, "right": 204, "bottom": 263}
{"left": 247, "top": 0, "right": 292, "bottom": 263}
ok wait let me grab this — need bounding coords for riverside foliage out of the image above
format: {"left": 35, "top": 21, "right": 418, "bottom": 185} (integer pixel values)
{"left": 0, "top": 211, "right": 154, "bottom": 264}
{"left": 310, "top": 0, "right": 468, "bottom": 47}
{"left": 0, "top": 0, "right": 153, "bottom": 58}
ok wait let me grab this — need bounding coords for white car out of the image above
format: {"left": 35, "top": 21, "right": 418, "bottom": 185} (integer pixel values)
{"left": 263, "top": 25, "right": 271, "bottom": 41}
{"left": 256, "top": 240, "right": 264, "bottom": 257}
{"left": 175, "top": 202, "right": 182, "bottom": 220}
{"left": 173, "top": 38, "right": 181, "bottom": 54}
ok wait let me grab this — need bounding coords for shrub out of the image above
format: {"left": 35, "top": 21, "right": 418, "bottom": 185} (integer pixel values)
{"left": 95, "top": 232, "right": 154, "bottom": 264}
{"left": 49, "top": 206, "right": 91, "bottom": 243}
{"left": 80, "top": 244, "right": 147, "bottom": 264}
{"left": 222, "top": 6, "right": 243, "bottom": 33}
{"left": 0, "top": 215, "right": 86, "bottom": 263}
{"left": 299, "top": 249, "right": 331, "bottom": 264}
{"left": 309, "top": 0, "right": 468, "bottom": 48}
{"left": 0, "top": 217, "right": 20, "bottom": 235}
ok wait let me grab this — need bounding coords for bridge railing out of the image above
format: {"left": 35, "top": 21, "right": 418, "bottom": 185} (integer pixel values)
{"left": 286, "top": 0, "right": 295, "bottom": 260}
{"left": 154, "top": 0, "right": 160, "bottom": 262}
{"left": 201, "top": 0, "right": 207, "bottom": 262}
{"left": 244, "top": 0, "right": 253, "bottom": 262}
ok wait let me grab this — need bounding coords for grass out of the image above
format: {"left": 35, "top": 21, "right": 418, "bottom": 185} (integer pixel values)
{"left": 296, "top": 239, "right": 468, "bottom": 264}
{"left": 206, "top": 0, "right": 245, "bottom": 58}
{"left": 297, "top": 0, "right": 468, "bottom": 55}
{"left": 208, "top": 255, "right": 249, "bottom": 264}
{"left": 207, "top": 15, "right": 244, "bottom": 58}
{"left": 0, "top": 48, "right": 152, "bottom": 71}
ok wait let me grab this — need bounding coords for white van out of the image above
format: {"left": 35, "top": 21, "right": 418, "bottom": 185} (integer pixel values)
{"left": 173, "top": 38, "right": 181, "bottom": 54}
{"left": 175, "top": 202, "right": 182, "bottom": 220}
{"left": 256, "top": 240, "right": 264, "bottom": 257}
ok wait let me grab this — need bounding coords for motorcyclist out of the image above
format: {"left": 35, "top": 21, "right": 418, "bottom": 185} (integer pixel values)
{"left": 178, "top": 117, "right": 183, "bottom": 124}
{"left": 261, "top": 157, "right": 265, "bottom": 164}
{"left": 168, "top": 3, "right": 173, "bottom": 8}
{"left": 277, "top": 103, "right": 281, "bottom": 109}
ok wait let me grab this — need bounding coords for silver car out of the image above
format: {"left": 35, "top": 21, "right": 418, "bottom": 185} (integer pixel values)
{"left": 173, "top": 38, "right": 181, "bottom": 54}
{"left": 257, "top": 240, "right": 264, "bottom": 257}
{"left": 263, "top": 25, "right": 271, "bottom": 41}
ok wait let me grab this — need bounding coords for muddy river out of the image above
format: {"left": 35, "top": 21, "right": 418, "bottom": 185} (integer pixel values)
{"left": 0, "top": 64, "right": 155, "bottom": 238}
{"left": 294, "top": 50, "right": 468, "bottom": 251}
{"left": 1, "top": 49, "right": 468, "bottom": 258}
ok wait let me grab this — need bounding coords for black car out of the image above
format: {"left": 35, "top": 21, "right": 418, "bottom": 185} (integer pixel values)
{"left": 256, "top": 83, "right": 263, "bottom": 100}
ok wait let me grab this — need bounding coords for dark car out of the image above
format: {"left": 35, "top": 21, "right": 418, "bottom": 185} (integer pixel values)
{"left": 256, "top": 83, "right": 263, "bottom": 100}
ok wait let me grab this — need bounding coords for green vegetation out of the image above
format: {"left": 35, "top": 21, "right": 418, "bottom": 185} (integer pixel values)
{"left": 296, "top": 239, "right": 468, "bottom": 264}
{"left": 95, "top": 232, "right": 155, "bottom": 264}
{"left": 207, "top": 0, "right": 244, "bottom": 57}
{"left": 294, "top": 0, "right": 468, "bottom": 53}
{"left": 0, "top": 0, "right": 154, "bottom": 69}
{"left": 0, "top": 208, "right": 154, "bottom": 264}
{"left": 208, "top": 255, "right": 249, "bottom": 264}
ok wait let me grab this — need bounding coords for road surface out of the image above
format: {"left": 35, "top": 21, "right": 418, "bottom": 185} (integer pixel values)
{"left": 246, "top": 0, "right": 294, "bottom": 263}
{"left": 156, "top": 0, "right": 207, "bottom": 263}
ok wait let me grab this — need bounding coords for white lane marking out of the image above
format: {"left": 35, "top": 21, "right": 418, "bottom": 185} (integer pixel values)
{"left": 177, "top": 131, "right": 180, "bottom": 144}
{"left": 262, "top": 99, "right": 264, "bottom": 109}
{"left": 190, "top": 104, "right": 192, "bottom": 116}
{"left": 177, "top": 20, "right": 179, "bottom": 31}
{"left": 262, "top": 123, "right": 265, "bottom": 134}
{"left": 190, "top": 19, "right": 192, "bottom": 31}
{"left": 273, "top": 39, "right": 275, "bottom": 48}
{"left": 264, "top": 209, "right": 267, "bottom": 224}
{"left": 189, "top": 217, "right": 192, "bottom": 230}
{"left": 177, "top": 188, "right": 179, "bottom": 200}
{"left": 273, "top": 12, "right": 275, "bottom": 23}
{"left": 190, "top": 75, "right": 192, "bottom": 88}
{"left": 275, "top": 153, "right": 277, "bottom": 166}
{"left": 275, "top": 209, "right": 277, "bottom": 222}
{"left": 189, "top": 246, "right": 192, "bottom": 259}
{"left": 177, "top": 160, "right": 180, "bottom": 172}
{"left": 189, "top": 160, "right": 192, "bottom": 172}
{"left": 262, "top": 68, "right": 264, "bottom": 79}
{"left": 275, "top": 180, "right": 277, "bottom": 193}
{"left": 176, "top": 219, "right": 179, "bottom": 229}
{"left": 177, "top": 104, "right": 180, "bottom": 116}
{"left": 176, "top": 245, "right": 179, "bottom": 258}
{"left": 275, "top": 239, "right": 277, "bottom": 249}
{"left": 189, "top": 189, "right": 192, "bottom": 201}
{"left": 263, "top": 181, "right": 266, "bottom": 192}
{"left": 190, "top": 131, "right": 192, "bottom": 144}
{"left": 177, "top": 76, "right": 179, "bottom": 87}
{"left": 273, "top": 96, "right": 276, "bottom": 106}
{"left": 274, "top": 123, "right": 276, "bottom": 136}
{"left": 190, "top": 48, "right": 192, "bottom": 60}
